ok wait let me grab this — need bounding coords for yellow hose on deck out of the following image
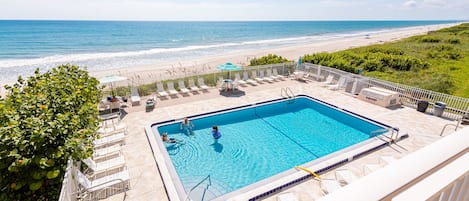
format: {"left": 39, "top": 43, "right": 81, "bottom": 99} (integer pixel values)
{"left": 295, "top": 166, "right": 321, "bottom": 180}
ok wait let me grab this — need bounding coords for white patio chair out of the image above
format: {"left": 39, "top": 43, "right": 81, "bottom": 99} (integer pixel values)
{"left": 93, "top": 132, "right": 126, "bottom": 148}
{"left": 197, "top": 78, "right": 210, "bottom": 90}
{"left": 235, "top": 73, "right": 247, "bottom": 85}
{"left": 76, "top": 167, "right": 130, "bottom": 200}
{"left": 273, "top": 68, "right": 285, "bottom": 79}
{"left": 379, "top": 156, "right": 397, "bottom": 166}
{"left": 243, "top": 71, "right": 257, "bottom": 85}
{"left": 156, "top": 82, "right": 169, "bottom": 97}
{"left": 320, "top": 75, "right": 335, "bottom": 86}
{"left": 335, "top": 169, "right": 359, "bottom": 185}
{"left": 266, "top": 69, "right": 279, "bottom": 81}
{"left": 320, "top": 179, "right": 342, "bottom": 195}
{"left": 130, "top": 87, "right": 141, "bottom": 106}
{"left": 82, "top": 151, "right": 125, "bottom": 173}
{"left": 188, "top": 79, "right": 200, "bottom": 92}
{"left": 252, "top": 70, "right": 264, "bottom": 83}
{"left": 259, "top": 70, "right": 274, "bottom": 82}
{"left": 93, "top": 144, "right": 122, "bottom": 159}
{"left": 166, "top": 81, "right": 178, "bottom": 96}
{"left": 178, "top": 80, "right": 190, "bottom": 94}
{"left": 327, "top": 76, "right": 347, "bottom": 90}
{"left": 276, "top": 192, "right": 299, "bottom": 201}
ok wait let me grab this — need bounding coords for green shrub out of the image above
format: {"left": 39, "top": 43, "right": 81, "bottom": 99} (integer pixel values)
{"left": 0, "top": 65, "right": 100, "bottom": 201}
{"left": 249, "top": 54, "right": 290, "bottom": 66}
{"left": 419, "top": 36, "right": 441, "bottom": 43}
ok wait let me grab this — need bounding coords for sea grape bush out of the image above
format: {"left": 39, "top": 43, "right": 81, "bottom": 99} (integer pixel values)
{"left": 0, "top": 65, "right": 101, "bottom": 200}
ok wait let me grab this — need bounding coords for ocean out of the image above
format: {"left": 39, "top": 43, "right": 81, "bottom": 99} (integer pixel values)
{"left": 0, "top": 20, "right": 458, "bottom": 83}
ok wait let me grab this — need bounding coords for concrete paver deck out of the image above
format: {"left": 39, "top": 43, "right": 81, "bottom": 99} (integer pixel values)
{"left": 102, "top": 78, "right": 462, "bottom": 201}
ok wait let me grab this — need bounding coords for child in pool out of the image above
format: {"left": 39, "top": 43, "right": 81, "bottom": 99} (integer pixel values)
{"left": 211, "top": 125, "right": 221, "bottom": 140}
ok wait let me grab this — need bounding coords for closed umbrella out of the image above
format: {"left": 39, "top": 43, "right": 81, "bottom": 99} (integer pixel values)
{"left": 297, "top": 57, "right": 302, "bottom": 71}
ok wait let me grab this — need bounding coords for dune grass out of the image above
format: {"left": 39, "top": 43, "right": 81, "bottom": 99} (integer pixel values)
{"left": 303, "top": 23, "right": 469, "bottom": 98}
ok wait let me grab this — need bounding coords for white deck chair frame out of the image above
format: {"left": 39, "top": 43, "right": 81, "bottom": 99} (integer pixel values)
{"left": 76, "top": 167, "right": 130, "bottom": 200}
{"left": 197, "top": 78, "right": 210, "bottom": 90}
{"left": 243, "top": 71, "right": 257, "bottom": 85}
{"left": 93, "top": 132, "right": 126, "bottom": 148}
{"left": 156, "top": 82, "right": 169, "bottom": 97}
{"left": 188, "top": 79, "right": 200, "bottom": 92}
{"left": 178, "top": 80, "right": 190, "bottom": 94}
{"left": 235, "top": 73, "right": 247, "bottom": 85}
{"left": 166, "top": 81, "right": 178, "bottom": 96}
{"left": 130, "top": 87, "right": 141, "bottom": 106}
{"left": 82, "top": 151, "right": 125, "bottom": 173}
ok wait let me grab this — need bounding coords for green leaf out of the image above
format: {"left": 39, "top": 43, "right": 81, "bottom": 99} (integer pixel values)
{"left": 46, "top": 169, "right": 60, "bottom": 179}
{"left": 29, "top": 181, "right": 42, "bottom": 191}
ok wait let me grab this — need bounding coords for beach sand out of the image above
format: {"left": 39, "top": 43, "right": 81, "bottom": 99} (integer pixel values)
{"left": 87, "top": 23, "right": 460, "bottom": 86}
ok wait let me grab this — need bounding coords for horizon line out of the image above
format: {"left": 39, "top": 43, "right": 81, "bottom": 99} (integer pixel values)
{"left": 0, "top": 18, "right": 467, "bottom": 22}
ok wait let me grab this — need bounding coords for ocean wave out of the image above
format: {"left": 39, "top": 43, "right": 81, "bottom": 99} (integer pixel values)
{"left": 0, "top": 28, "right": 407, "bottom": 69}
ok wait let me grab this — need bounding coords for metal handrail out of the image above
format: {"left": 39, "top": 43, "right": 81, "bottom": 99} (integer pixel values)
{"left": 184, "top": 175, "right": 212, "bottom": 201}
{"left": 440, "top": 119, "right": 462, "bottom": 136}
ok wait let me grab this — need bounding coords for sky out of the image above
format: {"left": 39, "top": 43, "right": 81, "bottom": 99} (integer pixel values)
{"left": 0, "top": 0, "right": 468, "bottom": 21}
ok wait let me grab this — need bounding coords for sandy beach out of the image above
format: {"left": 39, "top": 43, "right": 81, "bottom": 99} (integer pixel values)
{"left": 88, "top": 23, "right": 461, "bottom": 86}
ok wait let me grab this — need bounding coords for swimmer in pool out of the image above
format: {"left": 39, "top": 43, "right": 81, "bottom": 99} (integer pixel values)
{"left": 211, "top": 125, "right": 221, "bottom": 140}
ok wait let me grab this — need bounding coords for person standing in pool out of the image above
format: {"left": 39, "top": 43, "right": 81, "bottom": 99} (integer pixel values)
{"left": 211, "top": 125, "right": 221, "bottom": 140}
{"left": 180, "top": 117, "right": 194, "bottom": 135}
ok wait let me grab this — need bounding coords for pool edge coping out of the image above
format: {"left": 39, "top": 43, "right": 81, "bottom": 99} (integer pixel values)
{"left": 145, "top": 94, "right": 399, "bottom": 201}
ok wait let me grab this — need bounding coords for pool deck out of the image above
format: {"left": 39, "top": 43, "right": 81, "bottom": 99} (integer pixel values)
{"left": 102, "top": 78, "right": 463, "bottom": 201}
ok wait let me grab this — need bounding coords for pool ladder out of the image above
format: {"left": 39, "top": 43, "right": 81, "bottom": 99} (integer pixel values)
{"left": 281, "top": 87, "right": 295, "bottom": 103}
{"left": 184, "top": 175, "right": 212, "bottom": 201}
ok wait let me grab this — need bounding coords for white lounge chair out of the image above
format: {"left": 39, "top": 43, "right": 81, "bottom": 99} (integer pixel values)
{"left": 93, "top": 132, "right": 126, "bottom": 148}
{"left": 320, "top": 179, "right": 342, "bottom": 194}
{"left": 363, "top": 164, "right": 381, "bottom": 175}
{"left": 320, "top": 75, "right": 335, "bottom": 86}
{"left": 188, "top": 79, "right": 200, "bottom": 92}
{"left": 130, "top": 87, "right": 141, "bottom": 106}
{"left": 266, "top": 69, "right": 279, "bottom": 81}
{"left": 276, "top": 192, "right": 299, "bottom": 201}
{"left": 273, "top": 68, "right": 285, "bottom": 80}
{"left": 197, "top": 78, "right": 210, "bottom": 90}
{"left": 335, "top": 169, "right": 359, "bottom": 185}
{"left": 253, "top": 70, "right": 264, "bottom": 83}
{"left": 93, "top": 144, "right": 122, "bottom": 159}
{"left": 235, "top": 73, "right": 247, "bottom": 85}
{"left": 178, "top": 80, "right": 190, "bottom": 94}
{"left": 259, "top": 70, "right": 274, "bottom": 82}
{"left": 243, "top": 71, "right": 257, "bottom": 85}
{"left": 82, "top": 152, "right": 125, "bottom": 173}
{"left": 97, "top": 126, "right": 127, "bottom": 138}
{"left": 379, "top": 156, "right": 397, "bottom": 166}
{"left": 327, "top": 76, "right": 347, "bottom": 90}
{"left": 76, "top": 167, "right": 130, "bottom": 200}
{"left": 156, "top": 82, "right": 169, "bottom": 97}
{"left": 166, "top": 82, "right": 178, "bottom": 96}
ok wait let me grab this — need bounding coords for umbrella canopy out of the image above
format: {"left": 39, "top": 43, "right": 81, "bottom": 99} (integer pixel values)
{"left": 217, "top": 62, "right": 241, "bottom": 71}
{"left": 297, "top": 57, "right": 302, "bottom": 71}
{"left": 217, "top": 62, "right": 241, "bottom": 80}
{"left": 98, "top": 75, "right": 128, "bottom": 84}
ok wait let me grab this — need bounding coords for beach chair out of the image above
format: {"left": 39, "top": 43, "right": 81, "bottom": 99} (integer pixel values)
{"left": 156, "top": 82, "right": 169, "bottom": 97}
{"left": 243, "top": 71, "right": 257, "bottom": 85}
{"left": 93, "top": 144, "right": 122, "bottom": 159}
{"left": 93, "top": 132, "right": 126, "bottom": 148}
{"left": 76, "top": 167, "right": 130, "bottom": 200}
{"left": 276, "top": 192, "right": 299, "bottom": 201}
{"left": 259, "top": 70, "right": 274, "bottom": 82}
{"left": 334, "top": 169, "right": 359, "bottom": 185}
{"left": 197, "top": 78, "right": 210, "bottom": 90}
{"left": 266, "top": 69, "right": 279, "bottom": 81}
{"left": 252, "top": 70, "right": 264, "bottom": 83}
{"left": 327, "top": 76, "right": 347, "bottom": 90}
{"left": 166, "top": 81, "right": 178, "bottom": 96}
{"left": 178, "top": 80, "right": 190, "bottom": 94}
{"left": 273, "top": 68, "right": 285, "bottom": 80}
{"left": 82, "top": 151, "right": 125, "bottom": 174}
{"left": 235, "top": 73, "right": 247, "bottom": 85}
{"left": 188, "top": 79, "right": 200, "bottom": 92}
{"left": 320, "top": 179, "right": 342, "bottom": 194}
{"left": 379, "top": 156, "right": 397, "bottom": 166}
{"left": 320, "top": 75, "right": 335, "bottom": 86}
{"left": 363, "top": 164, "right": 381, "bottom": 175}
{"left": 130, "top": 87, "right": 141, "bottom": 106}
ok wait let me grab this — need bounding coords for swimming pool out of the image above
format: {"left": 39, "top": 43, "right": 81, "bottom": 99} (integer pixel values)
{"left": 149, "top": 95, "right": 393, "bottom": 200}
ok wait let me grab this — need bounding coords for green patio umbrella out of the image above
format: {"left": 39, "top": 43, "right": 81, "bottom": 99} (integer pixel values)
{"left": 217, "top": 62, "right": 241, "bottom": 79}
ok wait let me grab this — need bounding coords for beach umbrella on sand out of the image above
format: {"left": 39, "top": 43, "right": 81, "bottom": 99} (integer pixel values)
{"left": 217, "top": 62, "right": 241, "bottom": 79}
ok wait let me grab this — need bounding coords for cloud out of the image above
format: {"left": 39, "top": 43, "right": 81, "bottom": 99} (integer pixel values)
{"left": 423, "top": 0, "right": 447, "bottom": 7}
{"left": 403, "top": 0, "right": 417, "bottom": 8}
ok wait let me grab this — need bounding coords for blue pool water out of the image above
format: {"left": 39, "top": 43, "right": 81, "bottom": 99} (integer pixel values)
{"left": 155, "top": 97, "right": 384, "bottom": 199}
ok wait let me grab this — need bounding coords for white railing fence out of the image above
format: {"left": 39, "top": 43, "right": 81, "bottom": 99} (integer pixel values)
{"left": 303, "top": 63, "right": 469, "bottom": 120}
{"left": 58, "top": 159, "right": 78, "bottom": 201}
